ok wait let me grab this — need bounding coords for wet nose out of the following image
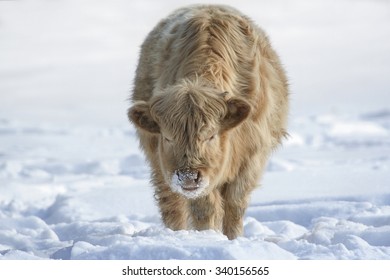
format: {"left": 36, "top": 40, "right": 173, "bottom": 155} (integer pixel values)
{"left": 176, "top": 168, "right": 201, "bottom": 190}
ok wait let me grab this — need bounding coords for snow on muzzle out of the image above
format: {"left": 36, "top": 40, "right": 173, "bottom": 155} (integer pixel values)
{"left": 170, "top": 168, "right": 209, "bottom": 198}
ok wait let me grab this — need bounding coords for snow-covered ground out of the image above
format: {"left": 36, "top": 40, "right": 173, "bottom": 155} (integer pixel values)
{"left": 0, "top": 0, "right": 389, "bottom": 259}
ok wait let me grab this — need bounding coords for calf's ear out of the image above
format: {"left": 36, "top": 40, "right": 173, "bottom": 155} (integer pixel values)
{"left": 128, "top": 101, "right": 160, "bottom": 134}
{"left": 221, "top": 98, "right": 251, "bottom": 131}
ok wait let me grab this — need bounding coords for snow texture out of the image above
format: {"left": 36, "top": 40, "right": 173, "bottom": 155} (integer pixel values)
{"left": 0, "top": 0, "right": 389, "bottom": 260}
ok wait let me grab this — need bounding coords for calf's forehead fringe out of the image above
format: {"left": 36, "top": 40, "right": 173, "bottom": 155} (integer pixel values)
{"left": 150, "top": 85, "right": 228, "bottom": 137}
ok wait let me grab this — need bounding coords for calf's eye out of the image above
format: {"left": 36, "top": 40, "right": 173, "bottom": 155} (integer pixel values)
{"left": 207, "top": 134, "right": 217, "bottom": 142}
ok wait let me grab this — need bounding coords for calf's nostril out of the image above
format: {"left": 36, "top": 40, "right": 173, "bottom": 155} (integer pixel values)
{"left": 194, "top": 171, "right": 201, "bottom": 183}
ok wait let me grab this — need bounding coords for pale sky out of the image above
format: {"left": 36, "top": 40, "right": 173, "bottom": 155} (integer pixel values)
{"left": 1, "top": 0, "right": 389, "bottom": 125}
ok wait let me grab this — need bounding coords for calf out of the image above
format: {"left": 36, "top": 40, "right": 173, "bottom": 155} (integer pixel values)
{"left": 128, "top": 4, "right": 288, "bottom": 239}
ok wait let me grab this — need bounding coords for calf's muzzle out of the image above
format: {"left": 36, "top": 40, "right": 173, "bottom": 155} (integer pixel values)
{"left": 175, "top": 168, "right": 201, "bottom": 191}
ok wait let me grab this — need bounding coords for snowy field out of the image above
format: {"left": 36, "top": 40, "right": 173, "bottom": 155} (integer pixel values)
{"left": 1, "top": 0, "right": 389, "bottom": 260}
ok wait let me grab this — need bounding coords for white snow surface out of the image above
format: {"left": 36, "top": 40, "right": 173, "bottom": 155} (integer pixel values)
{"left": 1, "top": 0, "right": 389, "bottom": 260}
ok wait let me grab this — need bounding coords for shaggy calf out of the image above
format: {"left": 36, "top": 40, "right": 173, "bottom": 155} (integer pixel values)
{"left": 128, "top": 5, "right": 288, "bottom": 239}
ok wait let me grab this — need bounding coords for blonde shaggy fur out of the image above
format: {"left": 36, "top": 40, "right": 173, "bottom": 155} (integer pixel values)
{"left": 128, "top": 5, "right": 289, "bottom": 239}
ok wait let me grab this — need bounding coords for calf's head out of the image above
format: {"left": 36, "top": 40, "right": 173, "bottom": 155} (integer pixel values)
{"left": 129, "top": 82, "right": 250, "bottom": 198}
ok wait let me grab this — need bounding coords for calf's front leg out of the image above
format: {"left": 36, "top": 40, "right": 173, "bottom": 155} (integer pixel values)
{"left": 155, "top": 184, "right": 189, "bottom": 231}
{"left": 221, "top": 179, "right": 257, "bottom": 240}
